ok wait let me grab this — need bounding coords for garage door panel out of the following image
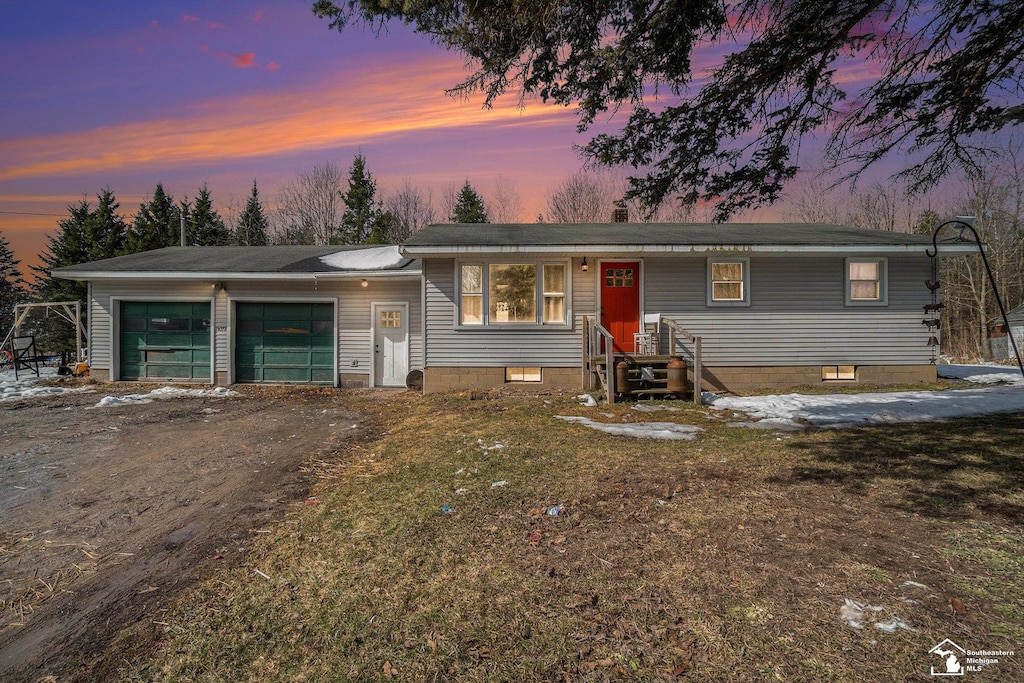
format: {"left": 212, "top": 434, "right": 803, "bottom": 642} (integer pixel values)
{"left": 234, "top": 302, "right": 334, "bottom": 385}
{"left": 120, "top": 302, "right": 211, "bottom": 381}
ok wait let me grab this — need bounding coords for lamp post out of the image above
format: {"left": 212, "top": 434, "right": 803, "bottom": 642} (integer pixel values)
{"left": 926, "top": 217, "right": 1024, "bottom": 380}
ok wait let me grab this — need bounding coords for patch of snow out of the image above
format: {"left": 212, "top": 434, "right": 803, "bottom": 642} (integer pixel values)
{"left": 709, "top": 383, "right": 1024, "bottom": 430}
{"left": 631, "top": 403, "right": 681, "bottom": 413}
{"left": 90, "top": 386, "right": 238, "bottom": 408}
{"left": 490, "top": 480, "right": 508, "bottom": 488}
{"left": 839, "top": 598, "right": 915, "bottom": 633}
{"left": 873, "top": 618, "right": 916, "bottom": 633}
{"left": 476, "top": 438, "right": 505, "bottom": 452}
{"left": 839, "top": 598, "right": 884, "bottom": 630}
{"left": 576, "top": 394, "right": 598, "bottom": 407}
{"left": 899, "top": 580, "right": 928, "bottom": 590}
{"left": 556, "top": 415, "right": 701, "bottom": 440}
{"left": 938, "top": 363, "right": 1024, "bottom": 385}
{"left": 319, "top": 245, "right": 407, "bottom": 270}
{"left": 0, "top": 368, "right": 91, "bottom": 402}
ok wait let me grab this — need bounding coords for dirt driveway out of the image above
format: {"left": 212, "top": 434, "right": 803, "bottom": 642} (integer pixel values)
{"left": 0, "top": 382, "right": 368, "bottom": 682}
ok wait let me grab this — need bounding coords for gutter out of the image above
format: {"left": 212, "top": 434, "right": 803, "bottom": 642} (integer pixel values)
{"left": 400, "top": 243, "right": 980, "bottom": 257}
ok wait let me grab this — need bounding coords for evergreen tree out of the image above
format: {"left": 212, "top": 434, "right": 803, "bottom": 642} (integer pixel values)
{"left": 339, "top": 154, "right": 388, "bottom": 244}
{"left": 86, "top": 189, "right": 128, "bottom": 261}
{"left": 236, "top": 180, "right": 270, "bottom": 246}
{"left": 1, "top": 229, "right": 26, "bottom": 340}
{"left": 366, "top": 210, "right": 396, "bottom": 245}
{"left": 188, "top": 184, "right": 233, "bottom": 245}
{"left": 126, "top": 183, "right": 182, "bottom": 252}
{"left": 33, "top": 199, "right": 92, "bottom": 303}
{"left": 450, "top": 180, "right": 489, "bottom": 223}
{"left": 33, "top": 190, "right": 130, "bottom": 303}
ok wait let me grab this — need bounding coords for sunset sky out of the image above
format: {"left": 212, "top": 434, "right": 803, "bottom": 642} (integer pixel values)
{"left": 0, "top": 1, "right": 941, "bottom": 274}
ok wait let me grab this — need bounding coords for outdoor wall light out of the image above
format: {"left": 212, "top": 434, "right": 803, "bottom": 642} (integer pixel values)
{"left": 581, "top": 257, "right": 589, "bottom": 272}
{"left": 361, "top": 278, "right": 369, "bottom": 288}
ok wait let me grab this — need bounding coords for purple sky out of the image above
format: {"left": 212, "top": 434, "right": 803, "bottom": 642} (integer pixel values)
{"left": 0, "top": 1, "right": 938, "bottom": 274}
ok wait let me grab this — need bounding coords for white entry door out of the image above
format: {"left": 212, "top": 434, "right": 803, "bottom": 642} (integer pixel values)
{"left": 372, "top": 303, "right": 409, "bottom": 387}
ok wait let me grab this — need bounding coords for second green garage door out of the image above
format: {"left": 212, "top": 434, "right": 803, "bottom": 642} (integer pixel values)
{"left": 235, "top": 302, "right": 334, "bottom": 384}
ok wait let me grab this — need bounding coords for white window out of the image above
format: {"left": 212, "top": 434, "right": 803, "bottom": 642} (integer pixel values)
{"left": 707, "top": 258, "right": 750, "bottom": 306}
{"left": 457, "top": 260, "right": 569, "bottom": 326}
{"left": 822, "top": 365, "right": 856, "bottom": 381}
{"left": 846, "top": 258, "right": 887, "bottom": 305}
{"left": 505, "top": 367, "right": 542, "bottom": 382}
{"left": 460, "top": 264, "right": 483, "bottom": 324}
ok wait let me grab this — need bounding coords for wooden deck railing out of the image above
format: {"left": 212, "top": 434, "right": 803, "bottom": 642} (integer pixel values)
{"left": 582, "top": 315, "right": 616, "bottom": 404}
{"left": 660, "top": 317, "right": 703, "bottom": 405}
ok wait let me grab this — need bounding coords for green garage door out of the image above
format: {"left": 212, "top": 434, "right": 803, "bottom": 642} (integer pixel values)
{"left": 120, "top": 301, "right": 211, "bottom": 380}
{"left": 235, "top": 302, "right": 334, "bottom": 384}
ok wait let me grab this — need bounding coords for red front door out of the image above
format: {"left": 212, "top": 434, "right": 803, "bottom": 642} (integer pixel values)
{"left": 600, "top": 261, "right": 640, "bottom": 353}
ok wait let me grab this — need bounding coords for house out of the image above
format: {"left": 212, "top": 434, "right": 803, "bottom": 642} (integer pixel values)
{"left": 54, "top": 223, "right": 975, "bottom": 395}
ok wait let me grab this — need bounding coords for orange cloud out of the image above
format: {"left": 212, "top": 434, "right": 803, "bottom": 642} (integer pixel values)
{"left": 0, "top": 55, "right": 575, "bottom": 183}
{"left": 232, "top": 53, "right": 255, "bottom": 68}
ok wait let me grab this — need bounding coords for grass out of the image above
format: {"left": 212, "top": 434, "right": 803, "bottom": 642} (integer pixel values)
{"left": 112, "top": 391, "right": 1024, "bottom": 682}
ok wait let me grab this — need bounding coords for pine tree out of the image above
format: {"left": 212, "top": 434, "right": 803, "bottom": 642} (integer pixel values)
{"left": 451, "top": 180, "right": 489, "bottom": 223}
{"left": 339, "top": 154, "right": 388, "bottom": 244}
{"left": 189, "top": 184, "right": 233, "bottom": 245}
{"left": 33, "top": 199, "right": 92, "bottom": 303}
{"left": 126, "top": 183, "right": 182, "bottom": 252}
{"left": 236, "top": 180, "right": 270, "bottom": 246}
{"left": 86, "top": 189, "right": 128, "bottom": 261}
{"left": 1, "top": 229, "right": 26, "bottom": 339}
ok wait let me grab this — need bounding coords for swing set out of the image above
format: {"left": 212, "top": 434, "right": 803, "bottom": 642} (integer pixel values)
{"left": 1, "top": 301, "right": 88, "bottom": 379}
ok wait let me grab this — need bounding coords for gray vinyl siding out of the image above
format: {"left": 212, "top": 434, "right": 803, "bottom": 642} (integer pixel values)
{"left": 424, "top": 253, "right": 933, "bottom": 369}
{"left": 89, "top": 280, "right": 215, "bottom": 375}
{"left": 88, "top": 277, "right": 422, "bottom": 381}
{"left": 643, "top": 254, "right": 933, "bottom": 365}
{"left": 424, "top": 258, "right": 592, "bottom": 367}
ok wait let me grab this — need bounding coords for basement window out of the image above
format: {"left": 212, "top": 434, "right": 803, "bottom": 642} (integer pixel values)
{"left": 505, "top": 367, "right": 542, "bottom": 382}
{"left": 821, "top": 365, "right": 856, "bottom": 381}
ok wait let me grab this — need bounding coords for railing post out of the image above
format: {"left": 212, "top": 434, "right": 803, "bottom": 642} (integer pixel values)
{"left": 605, "top": 342, "right": 615, "bottom": 404}
{"left": 693, "top": 337, "right": 702, "bottom": 405}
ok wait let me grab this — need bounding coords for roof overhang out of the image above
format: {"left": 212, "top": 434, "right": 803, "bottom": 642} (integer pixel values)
{"left": 400, "top": 243, "right": 979, "bottom": 257}
{"left": 53, "top": 269, "right": 422, "bottom": 281}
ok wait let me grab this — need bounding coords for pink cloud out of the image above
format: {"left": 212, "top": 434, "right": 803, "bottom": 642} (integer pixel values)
{"left": 266, "top": 61, "right": 280, "bottom": 71}
{"left": 183, "top": 14, "right": 224, "bottom": 29}
{"left": 232, "top": 53, "right": 255, "bottom": 68}
{"left": 253, "top": 8, "right": 265, "bottom": 22}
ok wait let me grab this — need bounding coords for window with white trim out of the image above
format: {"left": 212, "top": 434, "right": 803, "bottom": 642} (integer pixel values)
{"left": 846, "top": 258, "right": 887, "bottom": 305}
{"left": 458, "top": 261, "right": 569, "bottom": 326}
{"left": 707, "top": 257, "right": 750, "bottom": 306}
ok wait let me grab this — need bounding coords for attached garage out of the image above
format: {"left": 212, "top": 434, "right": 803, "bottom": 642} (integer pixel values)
{"left": 120, "top": 301, "right": 212, "bottom": 380}
{"left": 234, "top": 302, "right": 335, "bottom": 384}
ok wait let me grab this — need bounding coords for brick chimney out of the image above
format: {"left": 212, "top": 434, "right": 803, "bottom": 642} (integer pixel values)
{"left": 612, "top": 204, "right": 628, "bottom": 222}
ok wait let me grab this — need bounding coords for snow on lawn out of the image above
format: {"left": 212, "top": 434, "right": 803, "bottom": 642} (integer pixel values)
{"left": 0, "top": 368, "right": 91, "bottom": 402}
{"left": 708, "top": 364, "right": 1024, "bottom": 430}
{"left": 937, "top": 362, "right": 1024, "bottom": 385}
{"left": 319, "top": 245, "right": 407, "bottom": 270}
{"left": 556, "top": 415, "right": 702, "bottom": 440}
{"left": 90, "top": 386, "right": 237, "bottom": 408}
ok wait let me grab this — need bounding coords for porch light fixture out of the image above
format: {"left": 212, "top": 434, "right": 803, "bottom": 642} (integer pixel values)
{"left": 361, "top": 278, "right": 369, "bottom": 288}
{"left": 581, "top": 257, "right": 588, "bottom": 272}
